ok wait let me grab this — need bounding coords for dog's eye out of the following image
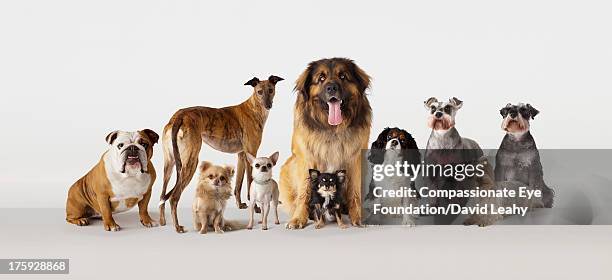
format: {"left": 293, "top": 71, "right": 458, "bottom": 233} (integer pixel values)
{"left": 117, "top": 143, "right": 124, "bottom": 149}
{"left": 267, "top": 163, "right": 272, "bottom": 168}
{"left": 208, "top": 175, "right": 214, "bottom": 179}
{"left": 140, "top": 142, "right": 148, "bottom": 149}
{"left": 257, "top": 90, "right": 263, "bottom": 95}
{"left": 268, "top": 88, "right": 273, "bottom": 93}
{"left": 255, "top": 164, "right": 260, "bottom": 168}
{"left": 444, "top": 106, "right": 452, "bottom": 114}
{"left": 430, "top": 106, "right": 436, "bottom": 113}
{"left": 319, "top": 74, "right": 326, "bottom": 82}
{"left": 339, "top": 73, "right": 346, "bottom": 80}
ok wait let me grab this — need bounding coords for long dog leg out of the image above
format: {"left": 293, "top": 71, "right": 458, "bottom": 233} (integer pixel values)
{"left": 159, "top": 155, "right": 174, "bottom": 226}
{"left": 234, "top": 152, "right": 248, "bottom": 209}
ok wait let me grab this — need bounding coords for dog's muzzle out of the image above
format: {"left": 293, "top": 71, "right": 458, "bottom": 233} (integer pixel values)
{"left": 121, "top": 145, "right": 145, "bottom": 173}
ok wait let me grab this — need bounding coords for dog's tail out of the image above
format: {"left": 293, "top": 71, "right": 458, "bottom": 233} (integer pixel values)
{"left": 159, "top": 117, "right": 184, "bottom": 205}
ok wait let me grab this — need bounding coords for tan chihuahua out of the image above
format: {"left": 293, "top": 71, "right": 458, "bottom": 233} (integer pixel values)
{"left": 192, "top": 162, "right": 235, "bottom": 234}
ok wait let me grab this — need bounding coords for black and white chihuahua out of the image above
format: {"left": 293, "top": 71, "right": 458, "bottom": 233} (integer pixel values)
{"left": 308, "top": 169, "right": 347, "bottom": 229}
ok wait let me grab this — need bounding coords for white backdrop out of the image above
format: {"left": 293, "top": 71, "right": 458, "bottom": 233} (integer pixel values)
{"left": 1, "top": 0, "right": 611, "bottom": 208}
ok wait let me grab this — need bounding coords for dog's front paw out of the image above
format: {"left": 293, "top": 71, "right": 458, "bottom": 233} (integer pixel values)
{"left": 141, "top": 217, "right": 158, "bottom": 228}
{"left": 175, "top": 225, "right": 187, "bottom": 233}
{"left": 286, "top": 217, "right": 307, "bottom": 230}
{"left": 215, "top": 228, "right": 224, "bottom": 234}
{"left": 350, "top": 219, "right": 363, "bottom": 228}
{"left": 238, "top": 203, "right": 248, "bottom": 209}
{"left": 338, "top": 223, "right": 348, "bottom": 229}
{"left": 104, "top": 222, "right": 121, "bottom": 232}
{"left": 68, "top": 218, "right": 90, "bottom": 226}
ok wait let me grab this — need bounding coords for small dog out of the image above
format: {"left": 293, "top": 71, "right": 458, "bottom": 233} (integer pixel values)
{"left": 309, "top": 169, "right": 347, "bottom": 229}
{"left": 495, "top": 103, "right": 554, "bottom": 208}
{"left": 423, "top": 97, "right": 487, "bottom": 224}
{"left": 192, "top": 162, "right": 235, "bottom": 234}
{"left": 159, "top": 75, "right": 283, "bottom": 233}
{"left": 365, "top": 127, "right": 421, "bottom": 226}
{"left": 246, "top": 152, "right": 280, "bottom": 230}
{"left": 464, "top": 156, "right": 544, "bottom": 227}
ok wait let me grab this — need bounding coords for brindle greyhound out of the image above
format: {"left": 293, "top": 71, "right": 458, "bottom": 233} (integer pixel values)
{"left": 158, "top": 75, "right": 283, "bottom": 233}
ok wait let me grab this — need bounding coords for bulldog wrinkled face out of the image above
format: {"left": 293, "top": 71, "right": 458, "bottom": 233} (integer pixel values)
{"left": 105, "top": 129, "right": 158, "bottom": 175}
{"left": 309, "top": 169, "right": 346, "bottom": 198}
{"left": 424, "top": 97, "right": 463, "bottom": 131}
{"left": 244, "top": 75, "right": 284, "bottom": 110}
{"left": 500, "top": 103, "right": 539, "bottom": 135}
{"left": 246, "top": 152, "right": 279, "bottom": 182}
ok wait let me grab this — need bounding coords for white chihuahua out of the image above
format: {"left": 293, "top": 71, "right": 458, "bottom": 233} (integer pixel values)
{"left": 246, "top": 152, "right": 280, "bottom": 230}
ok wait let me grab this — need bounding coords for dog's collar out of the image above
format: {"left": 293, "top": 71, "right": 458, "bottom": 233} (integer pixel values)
{"left": 253, "top": 178, "right": 272, "bottom": 185}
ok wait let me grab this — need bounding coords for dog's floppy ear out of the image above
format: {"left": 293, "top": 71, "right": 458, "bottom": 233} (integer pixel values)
{"left": 349, "top": 60, "right": 371, "bottom": 93}
{"left": 244, "top": 77, "right": 260, "bottom": 87}
{"left": 199, "top": 161, "right": 212, "bottom": 173}
{"left": 141, "top": 129, "right": 159, "bottom": 145}
{"left": 295, "top": 63, "right": 315, "bottom": 100}
{"left": 225, "top": 165, "right": 235, "bottom": 179}
{"left": 371, "top": 127, "right": 390, "bottom": 150}
{"left": 269, "top": 151, "right": 280, "bottom": 166}
{"left": 526, "top": 104, "right": 539, "bottom": 119}
{"left": 336, "top": 170, "right": 346, "bottom": 184}
{"left": 268, "top": 75, "right": 284, "bottom": 86}
{"left": 245, "top": 153, "right": 256, "bottom": 164}
{"left": 424, "top": 97, "right": 438, "bottom": 110}
{"left": 105, "top": 130, "right": 119, "bottom": 145}
{"left": 309, "top": 169, "right": 320, "bottom": 180}
{"left": 450, "top": 97, "right": 463, "bottom": 109}
{"left": 368, "top": 127, "right": 390, "bottom": 164}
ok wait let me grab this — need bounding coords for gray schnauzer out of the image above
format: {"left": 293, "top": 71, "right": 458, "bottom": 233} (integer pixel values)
{"left": 495, "top": 103, "right": 554, "bottom": 208}
{"left": 423, "top": 97, "right": 485, "bottom": 224}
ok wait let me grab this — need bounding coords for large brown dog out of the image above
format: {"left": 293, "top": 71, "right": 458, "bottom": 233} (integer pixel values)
{"left": 279, "top": 58, "right": 372, "bottom": 229}
{"left": 66, "top": 129, "right": 159, "bottom": 231}
{"left": 159, "top": 75, "right": 283, "bottom": 233}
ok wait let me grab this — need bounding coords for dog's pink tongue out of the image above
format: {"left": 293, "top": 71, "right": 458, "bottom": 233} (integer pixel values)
{"left": 327, "top": 101, "right": 343, "bottom": 126}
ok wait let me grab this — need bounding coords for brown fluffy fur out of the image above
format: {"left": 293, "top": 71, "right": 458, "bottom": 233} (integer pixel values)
{"left": 279, "top": 58, "right": 372, "bottom": 229}
{"left": 192, "top": 162, "right": 234, "bottom": 234}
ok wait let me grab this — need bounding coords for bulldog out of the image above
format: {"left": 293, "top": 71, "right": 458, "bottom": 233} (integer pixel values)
{"left": 65, "top": 129, "right": 159, "bottom": 231}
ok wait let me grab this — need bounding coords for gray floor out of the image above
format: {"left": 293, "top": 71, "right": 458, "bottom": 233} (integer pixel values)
{"left": 1, "top": 208, "right": 612, "bottom": 280}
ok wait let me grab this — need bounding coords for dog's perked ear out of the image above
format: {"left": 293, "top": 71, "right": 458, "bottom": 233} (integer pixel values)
{"left": 526, "top": 104, "right": 539, "bottom": 119}
{"left": 245, "top": 153, "right": 256, "bottom": 164}
{"left": 450, "top": 97, "right": 463, "bottom": 109}
{"left": 141, "top": 129, "right": 159, "bottom": 145}
{"left": 269, "top": 151, "right": 280, "bottom": 166}
{"left": 336, "top": 170, "right": 346, "bottom": 184}
{"left": 225, "top": 165, "right": 236, "bottom": 178}
{"left": 268, "top": 75, "right": 284, "bottom": 86}
{"left": 244, "top": 77, "right": 260, "bottom": 87}
{"left": 199, "top": 161, "right": 212, "bottom": 173}
{"left": 424, "top": 97, "right": 438, "bottom": 110}
{"left": 105, "top": 130, "right": 119, "bottom": 145}
{"left": 309, "top": 169, "right": 320, "bottom": 180}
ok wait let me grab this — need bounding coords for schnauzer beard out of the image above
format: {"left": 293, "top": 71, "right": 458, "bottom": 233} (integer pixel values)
{"left": 427, "top": 115, "right": 455, "bottom": 131}
{"left": 502, "top": 116, "right": 529, "bottom": 136}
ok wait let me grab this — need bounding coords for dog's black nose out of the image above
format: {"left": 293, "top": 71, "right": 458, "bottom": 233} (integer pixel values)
{"left": 435, "top": 112, "right": 443, "bottom": 118}
{"left": 391, "top": 139, "right": 399, "bottom": 146}
{"left": 325, "top": 83, "right": 339, "bottom": 94}
{"left": 128, "top": 145, "right": 138, "bottom": 151}
{"left": 261, "top": 166, "right": 268, "bottom": 172}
